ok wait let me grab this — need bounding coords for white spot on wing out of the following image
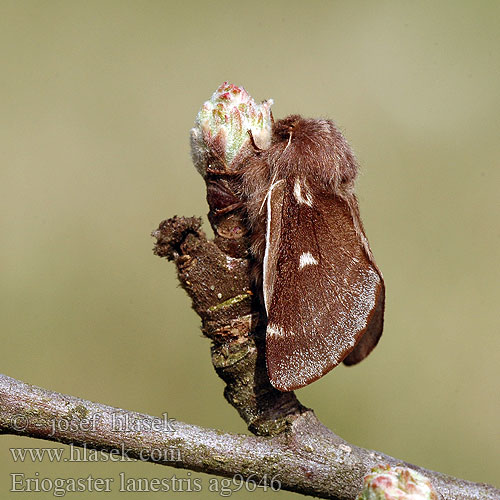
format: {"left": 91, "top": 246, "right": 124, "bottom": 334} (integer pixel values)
{"left": 293, "top": 178, "right": 313, "bottom": 206}
{"left": 267, "top": 324, "right": 291, "bottom": 337}
{"left": 299, "top": 251, "right": 318, "bottom": 269}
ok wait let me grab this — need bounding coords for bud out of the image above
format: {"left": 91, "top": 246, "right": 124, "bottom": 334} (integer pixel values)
{"left": 190, "top": 82, "right": 273, "bottom": 177}
{"left": 356, "top": 465, "right": 438, "bottom": 500}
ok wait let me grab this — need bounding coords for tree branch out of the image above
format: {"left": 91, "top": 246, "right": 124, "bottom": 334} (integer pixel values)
{"left": 1, "top": 374, "right": 497, "bottom": 499}
{"left": 0, "top": 211, "right": 496, "bottom": 498}
{"left": 1, "top": 84, "right": 498, "bottom": 498}
{"left": 1, "top": 185, "right": 497, "bottom": 500}
{"left": 0, "top": 213, "right": 497, "bottom": 498}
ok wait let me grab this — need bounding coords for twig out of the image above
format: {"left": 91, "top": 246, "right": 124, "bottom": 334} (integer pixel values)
{"left": 1, "top": 374, "right": 497, "bottom": 499}
{"left": 1, "top": 86, "right": 498, "bottom": 497}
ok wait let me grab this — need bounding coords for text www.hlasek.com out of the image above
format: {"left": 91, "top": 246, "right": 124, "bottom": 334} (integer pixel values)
{"left": 10, "top": 443, "right": 181, "bottom": 463}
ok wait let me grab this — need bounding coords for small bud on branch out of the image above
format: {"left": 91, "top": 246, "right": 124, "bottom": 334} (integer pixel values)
{"left": 357, "top": 465, "right": 439, "bottom": 500}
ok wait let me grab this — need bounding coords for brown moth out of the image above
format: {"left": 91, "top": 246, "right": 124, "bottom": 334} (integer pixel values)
{"left": 239, "top": 115, "right": 385, "bottom": 392}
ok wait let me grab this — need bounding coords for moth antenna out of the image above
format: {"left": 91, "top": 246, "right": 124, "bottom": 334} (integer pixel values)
{"left": 283, "top": 131, "right": 293, "bottom": 153}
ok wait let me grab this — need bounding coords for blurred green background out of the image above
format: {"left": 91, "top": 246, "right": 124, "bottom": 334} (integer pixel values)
{"left": 1, "top": 1, "right": 499, "bottom": 498}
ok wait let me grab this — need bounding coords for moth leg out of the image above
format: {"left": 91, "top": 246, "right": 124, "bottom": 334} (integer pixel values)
{"left": 212, "top": 201, "right": 245, "bottom": 216}
{"left": 206, "top": 166, "right": 241, "bottom": 177}
{"left": 206, "top": 179, "right": 245, "bottom": 216}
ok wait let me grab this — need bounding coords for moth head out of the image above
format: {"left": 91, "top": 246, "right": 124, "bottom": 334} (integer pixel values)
{"left": 271, "top": 116, "right": 359, "bottom": 188}
{"left": 273, "top": 115, "right": 302, "bottom": 141}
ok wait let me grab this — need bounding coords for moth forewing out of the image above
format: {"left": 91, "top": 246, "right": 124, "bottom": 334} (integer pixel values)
{"left": 263, "top": 181, "right": 383, "bottom": 391}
